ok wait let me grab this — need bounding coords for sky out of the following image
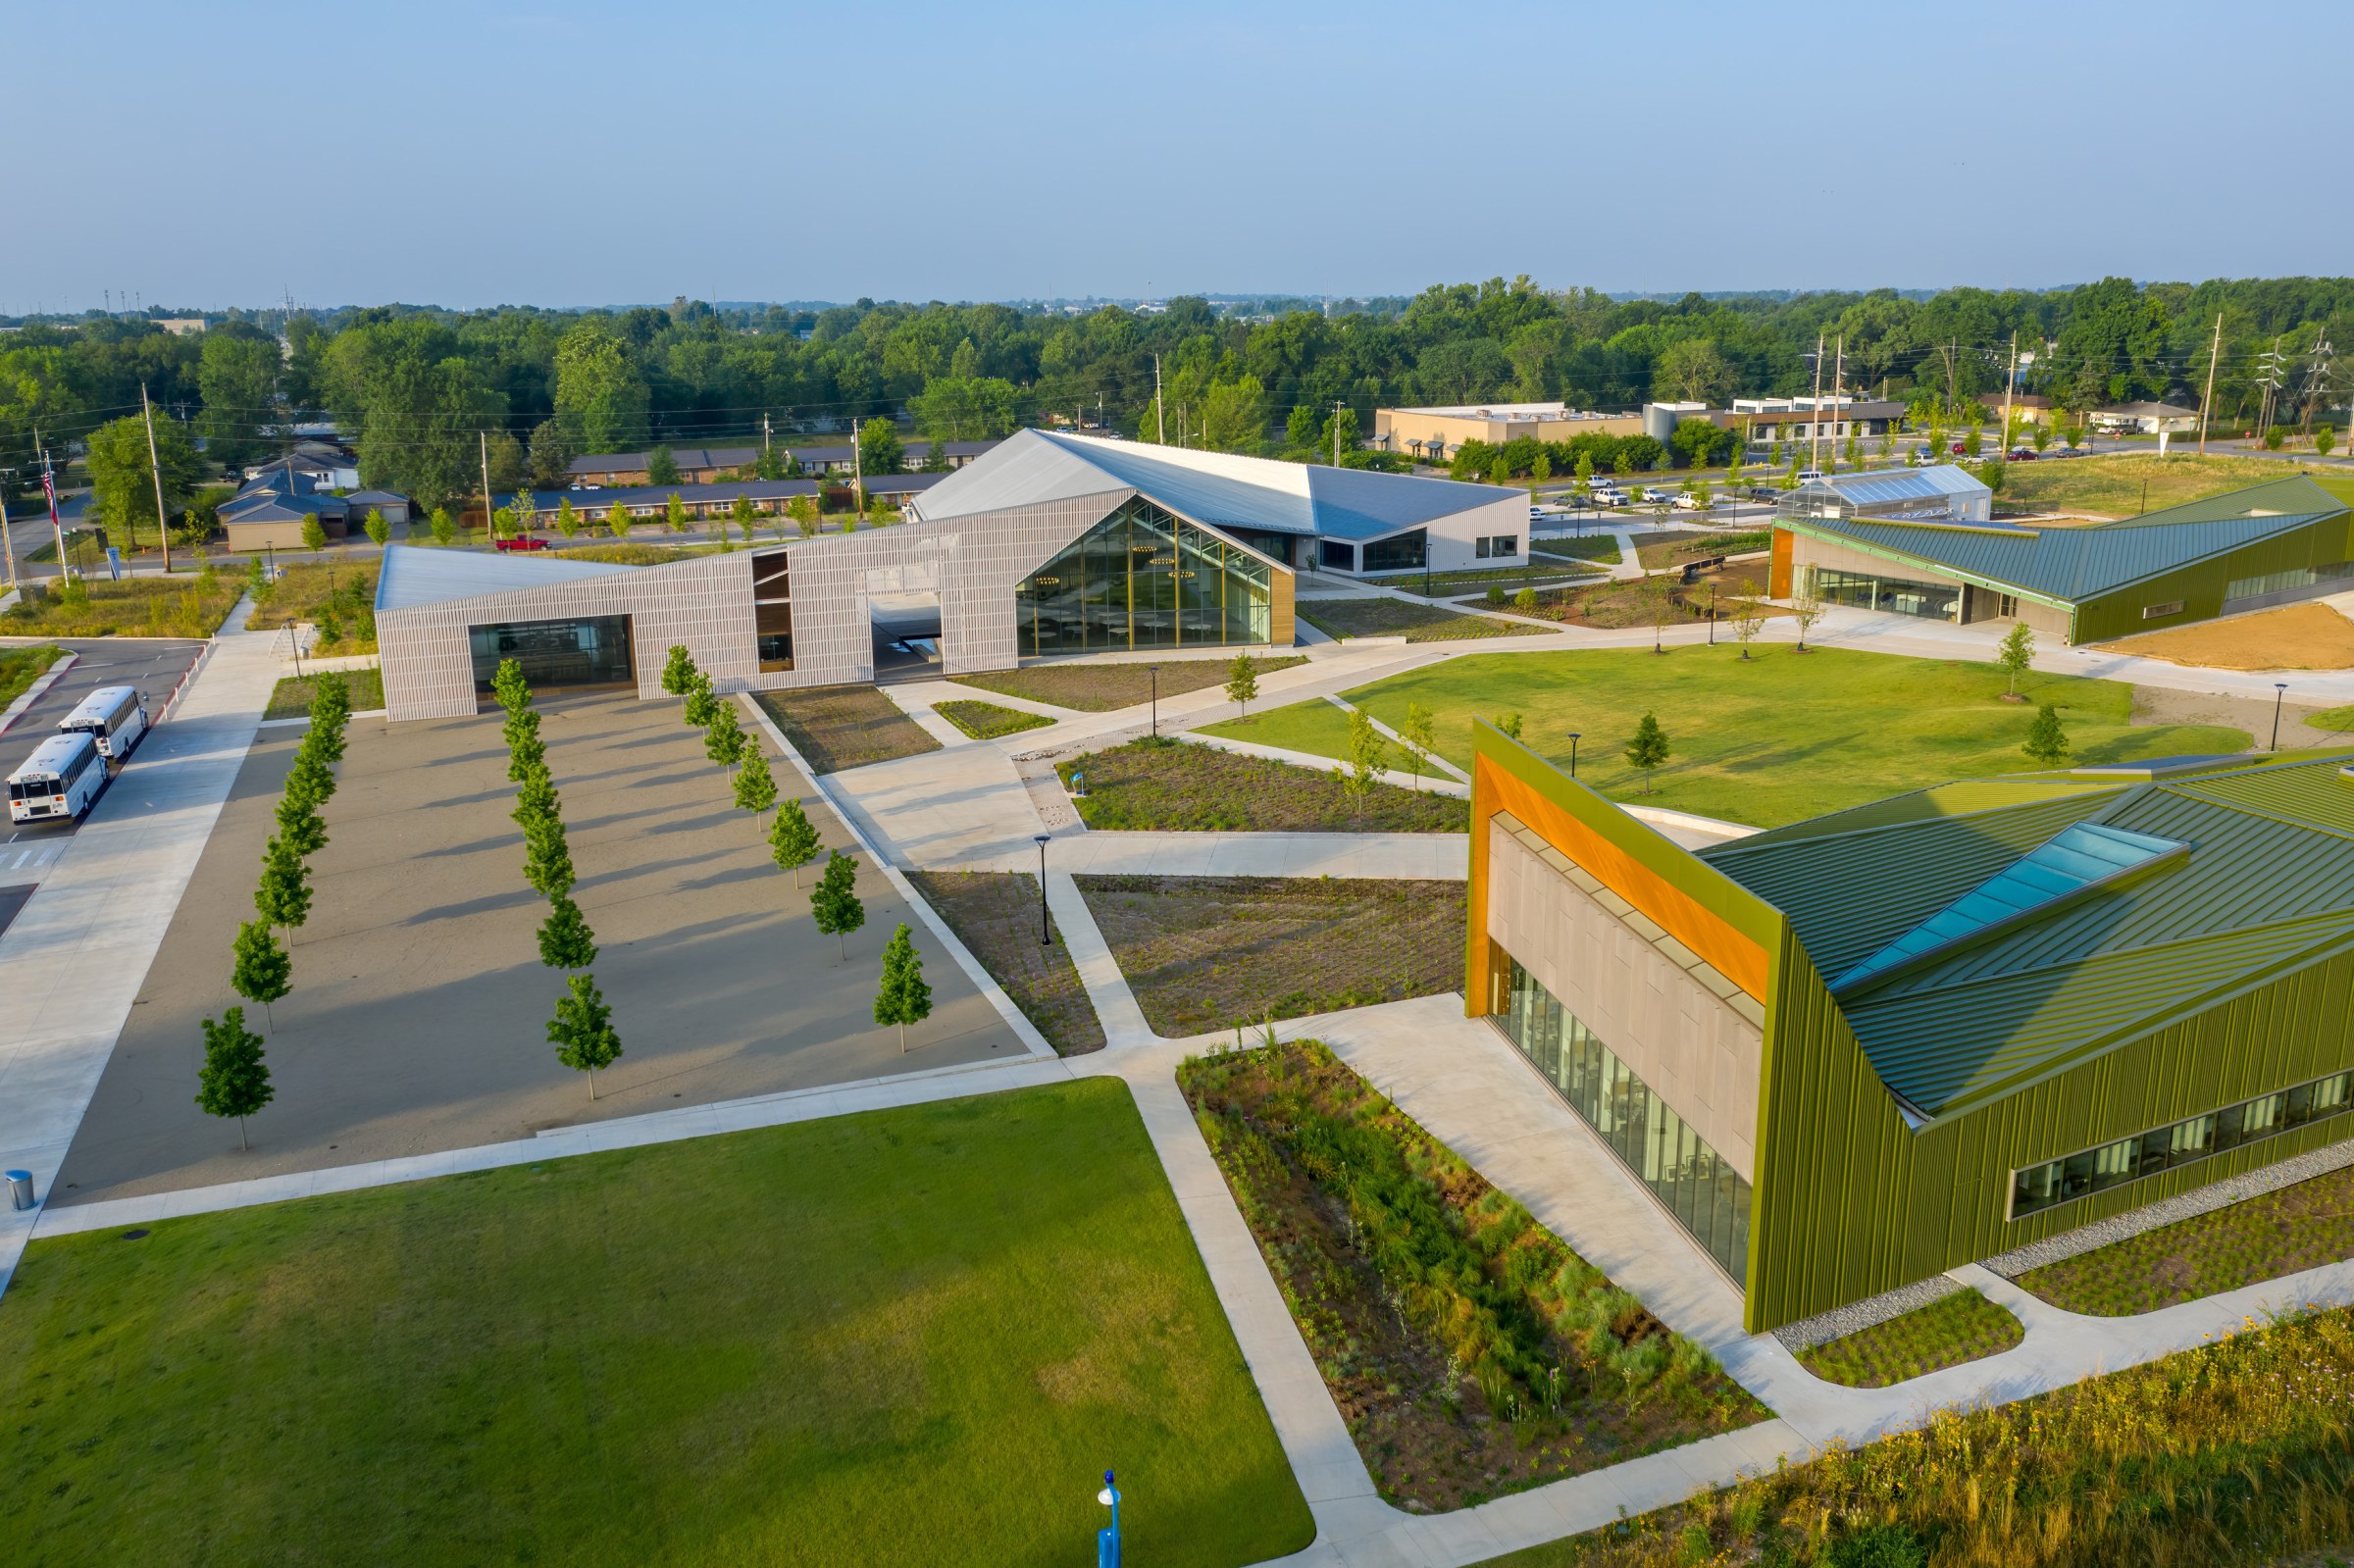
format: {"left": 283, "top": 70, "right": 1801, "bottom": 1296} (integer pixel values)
{"left": 4, "top": 0, "right": 2350, "bottom": 313}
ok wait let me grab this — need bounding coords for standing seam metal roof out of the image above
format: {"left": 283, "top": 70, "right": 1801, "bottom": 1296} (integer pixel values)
{"left": 373, "top": 544, "right": 637, "bottom": 613}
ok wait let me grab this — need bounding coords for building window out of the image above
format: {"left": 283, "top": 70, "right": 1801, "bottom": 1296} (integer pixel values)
{"left": 1012, "top": 495, "right": 1276, "bottom": 656}
{"left": 1319, "top": 538, "right": 1357, "bottom": 572}
{"left": 2226, "top": 562, "right": 2354, "bottom": 603}
{"left": 2142, "top": 600, "right": 2185, "bottom": 619}
{"left": 2009, "top": 1069, "right": 2354, "bottom": 1220}
{"left": 1474, "top": 534, "right": 1520, "bottom": 560}
{"left": 1361, "top": 529, "right": 1427, "bottom": 573}
{"left": 468, "top": 615, "right": 635, "bottom": 695}
{"left": 1810, "top": 567, "right": 1961, "bottom": 622}
{"left": 1493, "top": 950, "right": 1751, "bottom": 1285}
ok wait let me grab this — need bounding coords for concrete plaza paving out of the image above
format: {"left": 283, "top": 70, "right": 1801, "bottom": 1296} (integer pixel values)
{"left": 49, "top": 689, "right": 1028, "bottom": 1207}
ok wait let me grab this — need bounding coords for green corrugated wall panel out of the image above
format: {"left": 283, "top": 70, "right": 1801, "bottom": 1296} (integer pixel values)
{"left": 1751, "top": 938, "right": 2354, "bottom": 1332}
{"left": 2073, "top": 512, "right": 2354, "bottom": 643}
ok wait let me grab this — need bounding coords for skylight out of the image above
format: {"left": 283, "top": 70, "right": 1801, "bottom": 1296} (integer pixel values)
{"left": 1830, "top": 822, "right": 2189, "bottom": 995}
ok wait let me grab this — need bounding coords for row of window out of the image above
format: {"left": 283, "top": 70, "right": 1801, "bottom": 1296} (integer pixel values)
{"left": 2010, "top": 1069, "right": 2354, "bottom": 1219}
{"left": 1495, "top": 951, "right": 1752, "bottom": 1284}
{"left": 1809, "top": 567, "right": 1961, "bottom": 623}
{"left": 1472, "top": 533, "right": 1521, "bottom": 559}
{"left": 2225, "top": 560, "right": 2354, "bottom": 603}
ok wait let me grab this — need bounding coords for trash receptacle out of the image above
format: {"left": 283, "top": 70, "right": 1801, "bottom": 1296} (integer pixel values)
{"left": 5, "top": 1170, "right": 33, "bottom": 1211}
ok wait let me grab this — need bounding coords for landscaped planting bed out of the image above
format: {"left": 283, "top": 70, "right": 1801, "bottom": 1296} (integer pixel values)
{"left": 1299, "top": 598, "right": 1552, "bottom": 642}
{"left": 2015, "top": 1162, "right": 2354, "bottom": 1317}
{"left": 753, "top": 685, "right": 942, "bottom": 774}
{"left": 265, "top": 667, "right": 386, "bottom": 720}
{"left": 1058, "top": 738, "right": 1467, "bottom": 833}
{"left": 1180, "top": 1040, "right": 1766, "bottom": 1512}
{"left": 1079, "top": 875, "right": 1465, "bottom": 1035}
{"left": 903, "top": 870, "right": 1104, "bottom": 1055}
{"left": 2, "top": 574, "right": 242, "bottom": 638}
{"left": 1794, "top": 1289, "right": 2023, "bottom": 1388}
{"left": 1632, "top": 530, "right": 1772, "bottom": 570}
{"left": 0, "top": 645, "right": 67, "bottom": 710}
{"left": 1473, "top": 1302, "right": 2354, "bottom": 1568}
{"left": 933, "top": 698, "right": 1054, "bottom": 740}
{"left": 949, "top": 655, "right": 1305, "bottom": 712}
{"left": 246, "top": 562, "right": 379, "bottom": 655}
{"left": 0, "top": 1081, "right": 1311, "bottom": 1566}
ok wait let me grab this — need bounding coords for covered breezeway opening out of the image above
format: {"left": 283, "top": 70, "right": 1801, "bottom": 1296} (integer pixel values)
{"left": 469, "top": 615, "right": 637, "bottom": 699}
{"left": 870, "top": 591, "right": 944, "bottom": 683}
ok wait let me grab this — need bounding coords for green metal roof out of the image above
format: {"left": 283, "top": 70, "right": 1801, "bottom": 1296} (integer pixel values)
{"left": 1782, "top": 475, "right": 2346, "bottom": 605}
{"left": 1708, "top": 755, "right": 2354, "bottom": 1117}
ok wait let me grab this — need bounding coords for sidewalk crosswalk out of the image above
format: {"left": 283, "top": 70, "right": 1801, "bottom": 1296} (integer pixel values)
{"left": 0, "top": 841, "right": 65, "bottom": 874}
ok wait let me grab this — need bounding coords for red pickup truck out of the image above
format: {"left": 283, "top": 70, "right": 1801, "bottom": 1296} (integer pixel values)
{"left": 493, "top": 535, "right": 549, "bottom": 552}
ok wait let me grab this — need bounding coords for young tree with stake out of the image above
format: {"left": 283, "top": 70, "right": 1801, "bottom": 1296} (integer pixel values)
{"left": 734, "top": 748, "right": 779, "bottom": 813}
{"left": 683, "top": 672, "right": 719, "bottom": 730}
{"left": 1995, "top": 623, "right": 2036, "bottom": 699}
{"left": 1729, "top": 602, "right": 1766, "bottom": 660}
{"left": 1225, "top": 652, "right": 1259, "bottom": 719}
{"left": 872, "top": 923, "right": 934, "bottom": 1053}
{"left": 547, "top": 972, "right": 623, "bottom": 1098}
{"left": 1791, "top": 590, "right": 1825, "bottom": 652}
{"left": 811, "top": 849, "right": 865, "bottom": 960}
{"left": 196, "top": 1007, "right": 274, "bottom": 1151}
{"left": 230, "top": 920, "right": 292, "bottom": 1027}
{"left": 1401, "top": 702, "right": 1436, "bottom": 792}
{"left": 1342, "top": 708, "right": 1388, "bottom": 820}
{"left": 770, "top": 798, "right": 822, "bottom": 886}
{"left": 1625, "top": 711, "right": 1671, "bottom": 795}
{"left": 256, "top": 836, "right": 313, "bottom": 944}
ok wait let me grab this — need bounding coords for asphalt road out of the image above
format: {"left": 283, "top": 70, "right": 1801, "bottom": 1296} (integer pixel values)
{"left": 0, "top": 638, "right": 206, "bottom": 874}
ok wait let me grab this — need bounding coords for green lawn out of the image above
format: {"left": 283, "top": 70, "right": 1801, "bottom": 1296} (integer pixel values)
{"left": 1795, "top": 1289, "right": 2023, "bottom": 1388}
{"left": 0, "top": 1081, "right": 1311, "bottom": 1567}
{"left": 1228, "top": 646, "right": 2251, "bottom": 828}
{"left": 0, "top": 644, "right": 67, "bottom": 709}
{"left": 934, "top": 697, "right": 1055, "bottom": 739}
{"left": 2000, "top": 453, "right": 2313, "bottom": 517}
{"left": 265, "top": 667, "right": 385, "bottom": 719}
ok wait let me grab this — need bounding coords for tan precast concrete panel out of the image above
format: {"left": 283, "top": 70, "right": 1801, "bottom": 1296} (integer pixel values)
{"left": 1487, "top": 828, "right": 1763, "bottom": 1180}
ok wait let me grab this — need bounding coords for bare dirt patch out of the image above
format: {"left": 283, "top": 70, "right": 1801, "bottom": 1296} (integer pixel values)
{"left": 903, "top": 870, "right": 1105, "bottom": 1055}
{"left": 2097, "top": 601, "right": 2354, "bottom": 674}
{"left": 1078, "top": 875, "right": 1464, "bottom": 1036}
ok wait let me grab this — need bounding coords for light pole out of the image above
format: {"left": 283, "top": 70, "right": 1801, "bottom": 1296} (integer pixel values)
{"left": 1566, "top": 732, "right": 1581, "bottom": 779}
{"left": 2272, "top": 683, "right": 2288, "bottom": 751}
{"left": 1035, "top": 834, "right": 1052, "bottom": 947}
{"left": 1149, "top": 665, "right": 1160, "bottom": 738}
{"left": 1096, "top": 1471, "right": 1123, "bottom": 1568}
{"left": 1708, "top": 583, "right": 1716, "bottom": 645}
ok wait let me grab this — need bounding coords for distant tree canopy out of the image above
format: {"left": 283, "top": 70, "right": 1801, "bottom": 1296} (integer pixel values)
{"left": 5, "top": 276, "right": 2351, "bottom": 511}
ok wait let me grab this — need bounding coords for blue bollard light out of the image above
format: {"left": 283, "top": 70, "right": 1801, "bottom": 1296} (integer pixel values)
{"left": 1096, "top": 1469, "right": 1122, "bottom": 1568}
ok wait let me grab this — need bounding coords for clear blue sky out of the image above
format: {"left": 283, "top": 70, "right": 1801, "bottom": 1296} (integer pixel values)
{"left": 4, "top": 0, "right": 2348, "bottom": 312}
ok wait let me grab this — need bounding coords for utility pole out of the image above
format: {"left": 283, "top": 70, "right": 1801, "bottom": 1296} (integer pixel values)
{"left": 1153, "top": 354, "right": 1165, "bottom": 444}
{"left": 762, "top": 412, "right": 772, "bottom": 453}
{"left": 142, "top": 382, "right": 174, "bottom": 574}
{"left": 1808, "top": 333, "right": 1825, "bottom": 471}
{"left": 1831, "top": 337, "right": 1846, "bottom": 469}
{"left": 2257, "top": 334, "right": 2287, "bottom": 436}
{"left": 1998, "top": 332, "right": 2018, "bottom": 463}
{"left": 852, "top": 419, "right": 864, "bottom": 515}
{"left": 1332, "top": 401, "right": 1346, "bottom": 467}
{"left": 2198, "top": 314, "right": 2222, "bottom": 454}
{"left": 480, "top": 430, "right": 496, "bottom": 543}
{"left": 0, "top": 479, "right": 16, "bottom": 591}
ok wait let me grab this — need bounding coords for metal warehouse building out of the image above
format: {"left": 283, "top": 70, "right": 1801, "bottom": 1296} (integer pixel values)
{"left": 1467, "top": 732, "right": 2354, "bottom": 1333}
{"left": 374, "top": 430, "right": 1525, "bottom": 721}
{"left": 1767, "top": 473, "right": 2354, "bottom": 642}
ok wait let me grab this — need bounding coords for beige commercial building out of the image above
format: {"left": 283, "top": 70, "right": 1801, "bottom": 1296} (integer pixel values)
{"left": 1373, "top": 403, "right": 1646, "bottom": 462}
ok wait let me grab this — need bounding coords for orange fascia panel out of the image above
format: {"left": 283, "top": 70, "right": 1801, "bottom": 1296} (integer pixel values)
{"left": 1769, "top": 529, "right": 1793, "bottom": 599}
{"left": 1474, "top": 757, "right": 1771, "bottom": 1003}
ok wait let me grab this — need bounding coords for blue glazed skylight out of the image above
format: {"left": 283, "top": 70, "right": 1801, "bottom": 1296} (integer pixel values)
{"left": 1831, "top": 822, "right": 2188, "bottom": 994}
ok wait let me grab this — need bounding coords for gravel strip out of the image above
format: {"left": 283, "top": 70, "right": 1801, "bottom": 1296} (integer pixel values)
{"left": 1980, "top": 1132, "right": 2354, "bottom": 1280}
{"left": 1772, "top": 1273, "right": 1969, "bottom": 1354}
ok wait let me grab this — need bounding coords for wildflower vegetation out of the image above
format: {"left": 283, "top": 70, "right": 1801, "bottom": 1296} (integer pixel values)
{"left": 1180, "top": 1040, "right": 1766, "bottom": 1511}
{"left": 1058, "top": 738, "right": 1467, "bottom": 833}
{"left": 1478, "top": 1302, "right": 2354, "bottom": 1568}
{"left": 753, "top": 685, "right": 940, "bottom": 774}
{"left": 1794, "top": 1290, "right": 2024, "bottom": 1389}
{"left": 1082, "top": 875, "right": 1465, "bottom": 1035}
{"left": 2, "top": 572, "right": 240, "bottom": 637}
{"left": 0, "top": 644, "right": 67, "bottom": 710}
{"left": 265, "top": 667, "right": 385, "bottom": 720}
{"left": 2016, "top": 1162, "right": 2354, "bottom": 1317}
{"left": 933, "top": 698, "right": 1054, "bottom": 739}
{"left": 246, "top": 563, "right": 379, "bottom": 654}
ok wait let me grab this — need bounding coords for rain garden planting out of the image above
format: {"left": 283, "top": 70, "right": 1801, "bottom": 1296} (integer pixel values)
{"left": 903, "top": 870, "right": 1104, "bottom": 1055}
{"left": 950, "top": 655, "right": 1305, "bottom": 712}
{"left": 753, "top": 685, "right": 941, "bottom": 773}
{"left": 1057, "top": 737, "right": 1467, "bottom": 833}
{"left": 1794, "top": 1289, "right": 2024, "bottom": 1389}
{"left": 932, "top": 698, "right": 1053, "bottom": 739}
{"left": 1179, "top": 1039, "right": 1767, "bottom": 1512}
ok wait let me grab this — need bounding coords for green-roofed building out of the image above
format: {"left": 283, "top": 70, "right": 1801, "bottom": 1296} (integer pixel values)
{"left": 1467, "top": 733, "right": 2354, "bottom": 1333}
{"left": 1765, "top": 473, "right": 2354, "bottom": 643}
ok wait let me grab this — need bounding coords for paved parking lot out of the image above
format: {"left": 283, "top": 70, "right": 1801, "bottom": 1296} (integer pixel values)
{"left": 52, "top": 690, "right": 1025, "bottom": 1204}
{"left": 0, "top": 637, "right": 205, "bottom": 852}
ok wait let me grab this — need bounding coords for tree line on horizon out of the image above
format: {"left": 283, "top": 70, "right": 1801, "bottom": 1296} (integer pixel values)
{"left": 6, "top": 275, "right": 2350, "bottom": 515}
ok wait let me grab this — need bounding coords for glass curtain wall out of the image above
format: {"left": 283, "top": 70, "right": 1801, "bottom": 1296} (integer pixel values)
{"left": 1809, "top": 566, "right": 1961, "bottom": 622}
{"left": 1013, "top": 496, "right": 1274, "bottom": 655}
{"left": 1496, "top": 951, "right": 1751, "bottom": 1284}
{"left": 469, "top": 616, "right": 635, "bottom": 694}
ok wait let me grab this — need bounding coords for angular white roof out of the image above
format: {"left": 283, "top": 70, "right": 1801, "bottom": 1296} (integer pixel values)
{"left": 374, "top": 544, "right": 638, "bottom": 612}
{"left": 911, "top": 429, "right": 1511, "bottom": 541}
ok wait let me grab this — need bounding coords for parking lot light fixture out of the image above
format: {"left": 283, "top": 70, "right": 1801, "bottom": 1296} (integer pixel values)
{"left": 1035, "top": 834, "right": 1051, "bottom": 946}
{"left": 2273, "top": 683, "right": 2288, "bottom": 751}
{"left": 1567, "top": 732, "right": 1581, "bottom": 778}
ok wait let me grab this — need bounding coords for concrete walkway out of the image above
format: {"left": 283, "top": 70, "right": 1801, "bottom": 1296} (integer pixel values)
{"left": 0, "top": 596, "right": 280, "bottom": 1294}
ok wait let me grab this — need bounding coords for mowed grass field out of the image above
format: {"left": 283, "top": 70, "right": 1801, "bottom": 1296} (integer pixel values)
{"left": 0, "top": 1081, "right": 1312, "bottom": 1568}
{"left": 2002, "top": 452, "right": 2339, "bottom": 517}
{"left": 1225, "top": 646, "right": 2250, "bottom": 827}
